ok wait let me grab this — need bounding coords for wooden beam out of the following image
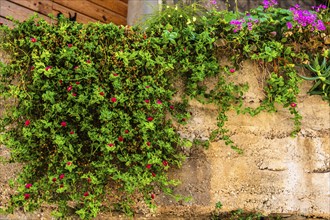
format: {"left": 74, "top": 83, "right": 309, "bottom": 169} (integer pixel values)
{"left": 8, "top": 0, "right": 99, "bottom": 24}
{"left": 1, "top": 0, "right": 52, "bottom": 22}
{"left": 53, "top": 0, "right": 126, "bottom": 25}
{"left": 120, "top": 0, "right": 129, "bottom": 3}
{"left": 88, "top": 0, "right": 127, "bottom": 17}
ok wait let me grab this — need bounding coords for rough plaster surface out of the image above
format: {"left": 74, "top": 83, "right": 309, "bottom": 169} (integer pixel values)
{"left": 157, "top": 61, "right": 330, "bottom": 218}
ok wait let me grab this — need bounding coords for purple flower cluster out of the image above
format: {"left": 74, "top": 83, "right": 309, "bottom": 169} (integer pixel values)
{"left": 230, "top": 16, "right": 259, "bottom": 32}
{"left": 262, "top": 0, "right": 278, "bottom": 9}
{"left": 289, "top": 4, "right": 326, "bottom": 31}
{"left": 311, "top": 4, "right": 327, "bottom": 12}
{"left": 210, "top": 0, "right": 217, "bottom": 5}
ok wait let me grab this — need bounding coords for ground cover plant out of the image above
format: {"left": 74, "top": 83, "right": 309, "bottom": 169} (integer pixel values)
{"left": 0, "top": 0, "right": 329, "bottom": 219}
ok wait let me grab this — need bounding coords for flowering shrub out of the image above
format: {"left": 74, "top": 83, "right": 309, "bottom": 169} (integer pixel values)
{"left": 0, "top": 1, "right": 329, "bottom": 219}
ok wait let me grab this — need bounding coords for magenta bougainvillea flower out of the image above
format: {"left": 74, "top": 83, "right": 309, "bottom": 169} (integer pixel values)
{"left": 147, "top": 117, "right": 153, "bottom": 121}
{"left": 24, "top": 193, "right": 30, "bottom": 200}
{"left": 108, "top": 143, "right": 114, "bottom": 147}
{"left": 290, "top": 102, "right": 297, "bottom": 107}
{"left": 118, "top": 136, "right": 124, "bottom": 142}
{"left": 67, "top": 86, "right": 73, "bottom": 92}
{"left": 156, "top": 100, "right": 162, "bottom": 104}
{"left": 25, "top": 183, "right": 32, "bottom": 189}
{"left": 146, "top": 85, "right": 150, "bottom": 89}
{"left": 146, "top": 164, "right": 152, "bottom": 169}
{"left": 30, "top": 38, "right": 37, "bottom": 43}
{"left": 147, "top": 142, "right": 151, "bottom": 146}
{"left": 169, "top": 105, "right": 174, "bottom": 110}
{"left": 72, "top": 93, "right": 77, "bottom": 97}
{"left": 83, "top": 192, "right": 89, "bottom": 197}
{"left": 86, "top": 59, "right": 91, "bottom": 63}
{"left": 111, "top": 97, "right": 117, "bottom": 103}
{"left": 61, "top": 121, "right": 67, "bottom": 127}
{"left": 67, "top": 161, "right": 72, "bottom": 166}
{"left": 144, "top": 99, "right": 150, "bottom": 103}
{"left": 75, "top": 81, "right": 80, "bottom": 85}
{"left": 25, "top": 120, "right": 30, "bottom": 126}
{"left": 59, "top": 174, "right": 65, "bottom": 179}
{"left": 52, "top": 177, "right": 57, "bottom": 182}
{"left": 45, "top": 66, "right": 52, "bottom": 71}
{"left": 162, "top": 160, "right": 168, "bottom": 166}
{"left": 125, "top": 129, "right": 129, "bottom": 134}
{"left": 68, "top": 44, "right": 73, "bottom": 48}
{"left": 229, "top": 68, "right": 235, "bottom": 73}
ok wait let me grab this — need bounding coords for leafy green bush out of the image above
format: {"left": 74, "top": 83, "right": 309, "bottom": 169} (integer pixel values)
{"left": 0, "top": 1, "right": 328, "bottom": 219}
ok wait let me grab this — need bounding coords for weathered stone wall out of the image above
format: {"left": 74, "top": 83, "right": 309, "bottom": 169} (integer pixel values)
{"left": 156, "top": 60, "right": 330, "bottom": 218}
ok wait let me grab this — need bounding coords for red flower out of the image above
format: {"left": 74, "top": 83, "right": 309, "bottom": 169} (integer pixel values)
{"left": 59, "top": 174, "right": 65, "bottom": 180}
{"left": 70, "top": 131, "right": 74, "bottom": 134}
{"left": 67, "top": 161, "right": 72, "bottom": 166}
{"left": 45, "top": 66, "right": 52, "bottom": 71}
{"left": 25, "top": 183, "right": 32, "bottom": 189}
{"left": 147, "top": 142, "right": 151, "bottom": 146}
{"left": 125, "top": 129, "right": 129, "bottom": 134}
{"left": 108, "top": 143, "right": 114, "bottom": 147}
{"left": 61, "top": 121, "right": 67, "bottom": 127}
{"left": 60, "top": 184, "right": 64, "bottom": 188}
{"left": 146, "top": 86, "right": 150, "bottom": 89}
{"left": 86, "top": 59, "right": 91, "bottom": 63}
{"left": 74, "top": 66, "right": 79, "bottom": 70}
{"left": 68, "top": 43, "right": 73, "bottom": 48}
{"left": 113, "top": 73, "right": 118, "bottom": 76}
{"left": 83, "top": 192, "right": 89, "bottom": 197}
{"left": 157, "top": 100, "right": 162, "bottom": 104}
{"left": 152, "top": 172, "right": 156, "bottom": 177}
{"left": 87, "top": 178, "right": 91, "bottom": 183}
{"left": 30, "top": 66, "right": 35, "bottom": 71}
{"left": 25, "top": 120, "right": 30, "bottom": 126}
{"left": 24, "top": 193, "right": 30, "bottom": 200}
{"left": 67, "top": 86, "right": 73, "bottom": 92}
{"left": 52, "top": 177, "right": 57, "bottom": 182}
{"left": 75, "top": 81, "right": 80, "bottom": 85}
{"left": 181, "top": 118, "right": 186, "bottom": 122}
{"left": 59, "top": 80, "right": 63, "bottom": 84}
{"left": 100, "top": 92, "right": 105, "bottom": 96}
{"left": 144, "top": 99, "right": 150, "bottom": 103}
{"left": 111, "top": 97, "right": 117, "bottom": 103}
{"left": 30, "top": 38, "right": 37, "bottom": 43}
{"left": 147, "top": 117, "right": 153, "bottom": 122}
{"left": 146, "top": 164, "right": 152, "bottom": 169}
{"left": 290, "top": 102, "right": 297, "bottom": 108}
{"left": 118, "top": 136, "right": 124, "bottom": 142}
{"left": 229, "top": 68, "right": 235, "bottom": 73}
{"left": 151, "top": 193, "right": 155, "bottom": 199}
{"left": 72, "top": 93, "right": 77, "bottom": 97}
{"left": 162, "top": 160, "right": 168, "bottom": 166}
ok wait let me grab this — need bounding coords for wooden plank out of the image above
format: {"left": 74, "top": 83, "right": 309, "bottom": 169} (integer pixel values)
{"left": 53, "top": 0, "right": 126, "bottom": 25}
{"left": 8, "top": 0, "right": 99, "bottom": 24}
{"left": 88, "top": 0, "right": 127, "bottom": 17}
{"left": 0, "top": 16, "right": 14, "bottom": 28}
{"left": 1, "top": 0, "right": 52, "bottom": 23}
{"left": 120, "top": 0, "right": 128, "bottom": 3}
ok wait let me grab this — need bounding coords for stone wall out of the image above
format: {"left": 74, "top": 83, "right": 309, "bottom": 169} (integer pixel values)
{"left": 156, "top": 60, "right": 330, "bottom": 218}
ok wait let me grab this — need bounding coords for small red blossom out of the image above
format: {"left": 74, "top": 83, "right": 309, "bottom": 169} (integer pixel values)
{"left": 118, "top": 136, "right": 124, "bottom": 142}
{"left": 30, "top": 38, "right": 37, "bottom": 43}
{"left": 151, "top": 193, "right": 155, "bottom": 199}
{"left": 162, "top": 160, "right": 168, "bottom": 166}
{"left": 67, "top": 86, "right": 73, "bottom": 92}
{"left": 68, "top": 43, "right": 73, "bottom": 48}
{"left": 146, "top": 164, "right": 152, "bottom": 169}
{"left": 152, "top": 172, "right": 156, "bottom": 177}
{"left": 72, "top": 93, "right": 77, "bottom": 97}
{"left": 86, "top": 59, "right": 91, "bottom": 63}
{"left": 25, "top": 183, "right": 32, "bottom": 189}
{"left": 229, "top": 68, "right": 235, "bottom": 73}
{"left": 108, "top": 143, "right": 114, "bottom": 147}
{"left": 25, "top": 120, "right": 30, "bottom": 126}
{"left": 146, "top": 85, "right": 150, "bottom": 88}
{"left": 87, "top": 178, "right": 91, "bottom": 183}
{"left": 111, "top": 97, "right": 117, "bottom": 103}
{"left": 52, "top": 177, "right": 57, "bottom": 182}
{"left": 75, "top": 81, "right": 80, "bottom": 85}
{"left": 181, "top": 118, "right": 186, "bottom": 122}
{"left": 61, "top": 121, "right": 67, "bottom": 127}
{"left": 83, "top": 192, "right": 89, "bottom": 197}
{"left": 59, "top": 80, "right": 63, "bottom": 84}
{"left": 70, "top": 131, "right": 74, "bottom": 134}
{"left": 100, "top": 92, "right": 105, "bottom": 96}
{"left": 74, "top": 66, "right": 79, "bottom": 70}
{"left": 145, "top": 99, "right": 150, "bottom": 103}
{"left": 125, "top": 129, "right": 129, "bottom": 134}
{"left": 147, "top": 117, "right": 153, "bottom": 122}
{"left": 147, "top": 142, "right": 151, "bottom": 146}
{"left": 45, "top": 66, "right": 52, "bottom": 71}
{"left": 157, "top": 100, "right": 162, "bottom": 104}
{"left": 113, "top": 73, "right": 118, "bottom": 76}
{"left": 170, "top": 105, "right": 174, "bottom": 110}
{"left": 67, "top": 161, "right": 72, "bottom": 166}
{"left": 24, "top": 193, "right": 30, "bottom": 200}
{"left": 60, "top": 184, "right": 64, "bottom": 188}
{"left": 290, "top": 102, "right": 297, "bottom": 108}
{"left": 30, "top": 66, "right": 35, "bottom": 71}
{"left": 59, "top": 174, "right": 65, "bottom": 179}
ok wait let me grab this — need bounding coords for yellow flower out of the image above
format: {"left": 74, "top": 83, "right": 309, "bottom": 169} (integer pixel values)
{"left": 193, "top": 17, "right": 196, "bottom": 22}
